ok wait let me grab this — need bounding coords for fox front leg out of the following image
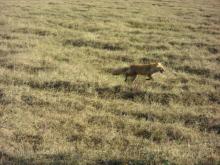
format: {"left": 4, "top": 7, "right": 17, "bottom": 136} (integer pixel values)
{"left": 146, "top": 74, "right": 153, "bottom": 80}
{"left": 125, "top": 74, "right": 136, "bottom": 82}
{"left": 125, "top": 74, "right": 128, "bottom": 82}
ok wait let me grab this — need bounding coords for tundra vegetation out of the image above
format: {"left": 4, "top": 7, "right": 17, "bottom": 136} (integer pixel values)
{"left": 0, "top": 0, "right": 219, "bottom": 164}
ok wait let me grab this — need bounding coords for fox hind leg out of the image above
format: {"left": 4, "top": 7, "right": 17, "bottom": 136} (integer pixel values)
{"left": 125, "top": 74, "right": 137, "bottom": 82}
{"left": 125, "top": 74, "right": 128, "bottom": 82}
{"left": 131, "top": 75, "right": 137, "bottom": 82}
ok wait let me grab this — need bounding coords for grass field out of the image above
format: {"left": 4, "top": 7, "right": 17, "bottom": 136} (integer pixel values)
{"left": 0, "top": 0, "right": 220, "bottom": 164}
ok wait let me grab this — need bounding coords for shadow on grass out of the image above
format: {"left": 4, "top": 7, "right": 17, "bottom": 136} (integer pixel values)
{"left": 173, "top": 65, "right": 220, "bottom": 80}
{"left": 95, "top": 155, "right": 173, "bottom": 165}
{"left": 13, "top": 133, "right": 43, "bottom": 152}
{"left": 0, "top": 152, "right": 170, "bottom": 165}
{"left": 0, "top": 89, "right": 12, "bottom": 105}
{"left": 21, "top": 95, "right": 50, "bottom": 106}
{"left": 100, "top": 54, "right": 134, "bottom": 63}
{"left": 0, "top": 62, "right": 54, "bottom": 74}
{"left": 96, "top": 159, "right": 146, "bottom": 165}
{"left": 135, "top": 125, "right": 192, "bottom": 143}
{"left": 169, "top": 41, "right": 219, "bottom": 55}
{"left": 0, "top": 151, "right": 80, "bottom": 165}
{"left": 23, "top": 80, "right": 220, "bottom": 106}
{"left": 63, "top": 39, "right": 125, "bottom": 51}
{"left": 13, "top": 27, "right": 56, "bottom": 37}
{"left": 0, "top": 49, "right": 23, "bottom": 56}
{"left": 2, "top": 151, "right": 218, "bottom": 165}
{"left": 0, "top": 33, "right": 18, "bottom": 40}
{"left": 136, "top": 44, "right": 169, "bottom": 51}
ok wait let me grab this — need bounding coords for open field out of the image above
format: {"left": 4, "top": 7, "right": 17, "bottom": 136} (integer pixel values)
{"left": 0, "top": 0, "right": 220, "bottom": 164}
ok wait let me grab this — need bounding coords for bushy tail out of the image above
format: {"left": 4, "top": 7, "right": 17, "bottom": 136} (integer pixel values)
{"left": 112, "top": 67, "right": 129, "bottom": 75}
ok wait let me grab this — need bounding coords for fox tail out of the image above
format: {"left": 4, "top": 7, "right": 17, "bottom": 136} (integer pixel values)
{"left": 112, "top": 67, "right": 129, "bottom": 75}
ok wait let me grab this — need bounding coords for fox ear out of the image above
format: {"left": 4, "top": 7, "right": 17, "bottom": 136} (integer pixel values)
{"left": 157, "top": 62, "right": 164, "bottom": 68}
{"left": 157, "top": 62, "right": 161, "bottom": 66}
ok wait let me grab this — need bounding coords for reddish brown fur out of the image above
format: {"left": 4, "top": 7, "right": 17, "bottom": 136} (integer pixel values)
{"left": 112, "top": 62, "right": 165, "bottom": 81}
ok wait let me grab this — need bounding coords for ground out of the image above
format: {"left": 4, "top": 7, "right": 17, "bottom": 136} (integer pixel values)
{"left": 0, "top": 0, "right": 220, "bottom": 164}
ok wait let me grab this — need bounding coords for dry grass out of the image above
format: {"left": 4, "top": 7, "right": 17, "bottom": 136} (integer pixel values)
{"left": 0, "top": 0, "right": 220, "bottom": 164}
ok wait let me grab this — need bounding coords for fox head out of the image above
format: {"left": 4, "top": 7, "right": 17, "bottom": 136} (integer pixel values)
{"left": 156, "top": 62, "right": 165, "bottom": 73}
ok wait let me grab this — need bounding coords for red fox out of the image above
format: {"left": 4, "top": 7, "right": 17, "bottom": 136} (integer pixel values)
{"left": 112, "top": 62, "right": 165, "bottom": 81}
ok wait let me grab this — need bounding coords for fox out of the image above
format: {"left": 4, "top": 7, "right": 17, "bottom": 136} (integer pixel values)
{"left": 112, "top": 62, "right": 165, "bottom": 82}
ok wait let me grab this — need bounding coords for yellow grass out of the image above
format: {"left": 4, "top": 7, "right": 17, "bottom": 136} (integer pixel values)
{"left": 0, "top": 0, "right": 220, "bottom": 164}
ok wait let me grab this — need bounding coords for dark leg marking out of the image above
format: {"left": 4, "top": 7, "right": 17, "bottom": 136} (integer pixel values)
{"left": 146, "top": 74, "right": 153, "bottom": 80}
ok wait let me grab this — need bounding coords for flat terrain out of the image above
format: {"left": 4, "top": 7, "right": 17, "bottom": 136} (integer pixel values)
{"left": 0, "top": 0, "right": 220, "bottom": 164}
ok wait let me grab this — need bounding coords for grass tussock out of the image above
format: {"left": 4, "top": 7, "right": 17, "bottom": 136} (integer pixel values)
{"left": 0, "top": 0, "right": 220, "bottom": 164}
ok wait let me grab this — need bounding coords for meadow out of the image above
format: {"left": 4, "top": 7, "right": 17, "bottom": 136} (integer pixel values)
{"left": 0, "top": 0, "right": 220, "bottom": 164}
